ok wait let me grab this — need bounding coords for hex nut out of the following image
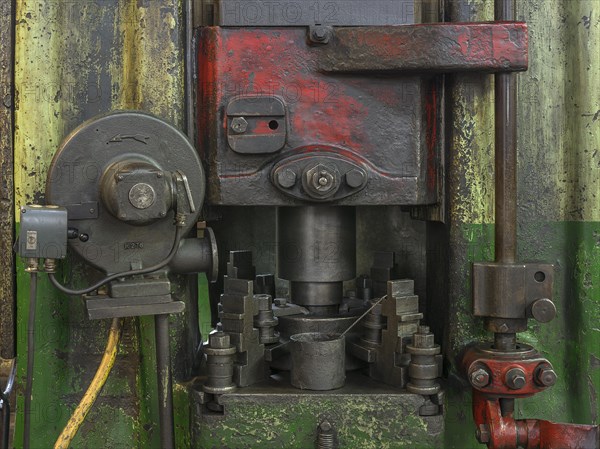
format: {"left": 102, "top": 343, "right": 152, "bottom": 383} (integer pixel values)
{"left": 505, "top": 367, "right": 526, "bottom": 390}
{"left": 274, "top": 298, "right": 287, "bottom": 307}
{"left": 304, "top": 164, "right": 340, "bottom": 199}
{"left": 231, "top": 117, "right": 248, "bottom": 134}
{"left": 310, "top": 26, "right": 331, "bottom": 43}
{"left": 536, "top": 366, "right": 557, "bottom": 387}
{"left": 470, "top": 368, "right": 491, "bottom": 388}
{"left": 209, "top": 332, "right": 230, "bottom": 349}
{"left": 476, "top": 424, "right": 490, "bottom": 444}
{"left": 254, "top": 294, "right": 272, "bottom": 310}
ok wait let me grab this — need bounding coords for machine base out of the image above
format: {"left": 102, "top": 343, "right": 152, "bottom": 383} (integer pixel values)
{"left": 192, "top": 372, "right": 444, "bottom": 449}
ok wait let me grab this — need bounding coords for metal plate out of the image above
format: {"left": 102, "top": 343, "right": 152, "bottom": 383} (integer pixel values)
{"left": 215, "top": 0, "right": 417, "bottom": 26}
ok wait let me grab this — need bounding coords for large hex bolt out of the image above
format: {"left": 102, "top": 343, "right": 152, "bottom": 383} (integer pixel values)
{"left": 469, "top": 366, "right": 491, "bottom": 388}
{"left": 406, "top": 326, "right": 441, "bottom": 396}
{"left": 203, "top": 332, "right": 237, "bottom": 394}
{"left": 535, "top": 364, "right": 557, "bottom": 387}
{"left": 505, "top": 367, "right": 527, "bottom": 390}
{"left": 254, "top": 294, "right": 279, "bottom": 345}
{"left": 303, "top": 164, "right": 340, "bottom": 199}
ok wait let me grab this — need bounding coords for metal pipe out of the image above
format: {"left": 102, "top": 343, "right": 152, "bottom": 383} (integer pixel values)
{"left": 494, "top": 0, "right": 518, "bottom": 349}
{"left": 23, "top": 272, "right": 37, "bottom": 449}
{"left": 155, "top": 314, "right": 175, "bottom": 449}
{"left": 185, "top": 0, "right": 195, "bottom": 141}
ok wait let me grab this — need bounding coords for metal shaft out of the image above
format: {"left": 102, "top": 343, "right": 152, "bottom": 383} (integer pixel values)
{"left": 155, "top": 314, "right": 175, "bottom": 449}
{"left": 23, "top": 272, "right": 37, "bottom": 449}
{"left": 493, "top": 0, "right": 518, "bottom": 350}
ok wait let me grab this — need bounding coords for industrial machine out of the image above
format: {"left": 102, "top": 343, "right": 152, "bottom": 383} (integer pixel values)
{"left": 2, "top": 0, "right": 599, "bottom": 448}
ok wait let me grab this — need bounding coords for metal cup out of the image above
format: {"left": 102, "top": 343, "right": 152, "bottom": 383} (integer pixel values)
{"left": 289, "top": 332, "right": 345, "bottom": 391}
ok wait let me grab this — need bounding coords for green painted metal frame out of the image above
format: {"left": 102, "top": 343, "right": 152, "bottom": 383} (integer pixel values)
{"left": 8, "top": 0, "right": 599, "bottom": 448}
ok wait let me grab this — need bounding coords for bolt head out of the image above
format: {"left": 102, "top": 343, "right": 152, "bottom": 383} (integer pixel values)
{"left": 345, "top": 169, "right": 366, "bottom": 188}
{"left": 505, "top": 367, "right": 527, "bottom": 390}
{"left": 476, "top": 424, "right": 490, "bottom": 444}
{"left": 311, "top": 26, "right": 330, "bottom": 43}
{"left": 274, "top": 298, "right": 287, "bottom": 307}
{"left": 470, "top": 368, "right": 490, "bottom": 388}
{"left": 304, "top": 163, "right": 339, "bottom": 198}
{"left": 277, "top": 169, "right": 297, "bottom": 188}
{"left": 319, "top": 421, "right": 332, "bottom": 432}
{"left": 254, "top": 294, "right": 272, "bottom": 310}
{"left": 231, "top": 117, "right": 248, "bottom": 134}
{"left": 536, "top": 367, "right": 557, "bottom": 387}
{"left": 531, "top": 298, "right": 556, "bottom": 323}
{"left": 209, "top": 332, "right": 230, "bottom": 349}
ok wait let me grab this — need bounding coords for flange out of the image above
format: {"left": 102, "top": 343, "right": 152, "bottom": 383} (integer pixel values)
{"left": 46, "top": 111, "right": 205, "bottom": 274}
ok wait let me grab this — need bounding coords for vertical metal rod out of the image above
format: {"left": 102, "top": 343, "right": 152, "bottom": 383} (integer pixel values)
{"left": 23, "top": 272, "right": 37, "bottom": 449}
{"left": 184, "top": 0, "right": 195, "bottom": 141}
{"left": 155, "top": 314, "right": 175, "bottom": 449}
{"left": 494, "top": 0, "right": 518, "bottom": 350}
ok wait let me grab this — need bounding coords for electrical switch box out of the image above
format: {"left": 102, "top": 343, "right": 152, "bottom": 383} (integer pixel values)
{"left": 17, "top": 205, "right": 68, "bottom": 259}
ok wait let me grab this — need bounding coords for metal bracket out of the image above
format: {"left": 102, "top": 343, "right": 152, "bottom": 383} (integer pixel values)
{"left": 473, "top": 262, "right": 555, "bottom": 323}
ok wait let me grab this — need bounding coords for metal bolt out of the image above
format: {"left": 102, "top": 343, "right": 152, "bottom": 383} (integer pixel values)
{"left": 311, "top": 26, "right": 331, "bottom": 44}
{"left": 209, "top": 332, "right": 230, "bottom": 349}
{"left": 345, "top": 169, "right": 366, "bottom": 188}
{"left": 89, "top": 208, "right": 95, "bottom": 214}
{"left": 156, "top": 172, "right": 163, "bottom": 178}
{"left": 274, "top": 298, "right": 287, "bottom": 307}
{"left": 536, "top": 366, "right": 557, "bottom": 387}
{"left": 277, "top": 169, "right": 297, "bottom": 188}
{"left": 476, "top": 424, "right": 490, "bottom": 444}
{"left": 79, "top": 233, "right": 89, "bottom": 242}
{"left": 317, "top": 420, "right": 334, "bottom": 449}
{"left": 470, "top": 368, "right": 490, "bottom": 388}
{"left": 313, "top": 28, "right": 327, "bottom": 41}
{"left": 531, "top": 298, "right": 556, "bottom": 323}
{"left": 116, "top": 174, "right": 124, "bottom": 182}
{"left": 505, "top": 367, "right": 526, "bottom": 390}
{"left": 319, "top": 421, "right": 332, "bottom": 432}
{"left": 231, "top": 117, "right": 248, "bottom": 134}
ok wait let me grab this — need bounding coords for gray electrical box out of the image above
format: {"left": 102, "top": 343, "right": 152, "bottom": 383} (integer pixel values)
{"left": 18, "top": 205, "right": 68, "bottom": 259}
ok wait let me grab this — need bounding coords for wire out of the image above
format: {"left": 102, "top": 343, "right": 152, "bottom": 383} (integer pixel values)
{"left": 340, "top": 295, "right": 387, "bottom": 338}
{"left": 48, "top": 226, "right": 184, "bottom": 296}
{"left": 23, "top": 272, "right": 37, "bottom": 449}
{"left": 1, "top": 360, "right": 16, "bottom": 449}
{"left": 53, "top": 318, "right": 122, "bottom": 449}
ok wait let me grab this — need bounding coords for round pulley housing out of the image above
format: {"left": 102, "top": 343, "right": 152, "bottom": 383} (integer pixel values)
{"left": 46, "top": 112, "right": 205, "bottom": 274}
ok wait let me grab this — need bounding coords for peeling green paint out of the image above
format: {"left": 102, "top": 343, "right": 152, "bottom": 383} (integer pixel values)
{"left": 194, "top": 394, "right": 443, "bottom": 449}
{"left": 10, "top": 0, "right": 600, "bottom": 448}
{"left": 13, "top": 1, "right": 188, "bottom": 448}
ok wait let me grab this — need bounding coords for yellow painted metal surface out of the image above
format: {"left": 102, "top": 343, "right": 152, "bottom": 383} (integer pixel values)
{"left": 14, "top": 0, "right": 185, "bottom": 215}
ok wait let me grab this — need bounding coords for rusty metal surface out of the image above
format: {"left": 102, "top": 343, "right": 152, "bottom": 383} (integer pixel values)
{"left": 318, "top": 23, "right": 529, "bottom": 73}
{"left": 198, "top": 27, "right": 443, "bottom": 207}
{"left": 12, "top": 1, "right": 191, "bottom": 447}
{"left": 0, "top": 0, "right": 15, "bottom": 359}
